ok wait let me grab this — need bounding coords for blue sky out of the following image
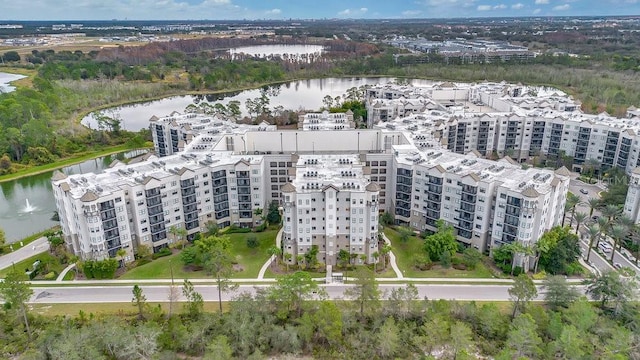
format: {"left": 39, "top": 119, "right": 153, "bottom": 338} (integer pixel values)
{"left": 1, "top": 0, "right": 639, "bottom": 20}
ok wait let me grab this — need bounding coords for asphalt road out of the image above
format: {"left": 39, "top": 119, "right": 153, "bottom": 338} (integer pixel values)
{"left": 29, "top": 283, "right": 588, "bottom": 304}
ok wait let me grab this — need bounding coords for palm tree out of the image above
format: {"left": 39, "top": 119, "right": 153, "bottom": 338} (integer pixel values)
{"left": 608, "top": 224, "right": 628, "bottom": 262}
{"left": 562, "top": 202, "right": 572, "bottom": 228}
{"left": 574, "top": 212, "right": 588, "bottom": 233}
{"left": 601, "top": 204, "right": 622, "bottom": 222}
{"left": 372, "top": 251, "right": 380, "bottom": 272}
{"left": 168, "top": 225, "right": 188, "bottom": 250}
{"left": 586, "top": 198, "right": 601, "bottom": 217}
{"left": 380, "top": 244, "right": 392, "bottom": 270}
{"left": 585, "top": 223, "right": 600, "bottom": 261}
{"left": 596, "top": 216, "right": 611, "bottom": 234}
{"left": 566, "top": 193, "right": 582, "bottom": 228}
{"left": 616, "top": 215, "right": 635, "bottom": 252}
{"left": 283, "top": 253, "right": 292, "bottom": 272}
{"left": 267, "top": 246, "right": 282, "bottom": 267}
{"left": 296, "top": 254, "right": 305, "bottom": 269}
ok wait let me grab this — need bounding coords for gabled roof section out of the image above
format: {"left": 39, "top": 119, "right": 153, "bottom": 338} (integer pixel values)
{"left": 502, "top": 156, "right": 518, "bottom": 165}
{"left": 51, "top": 170, "right": 67, "bottom": 181}
{"left": 434, "top": 164, "right": 446, "bottom": 173}
{"left": 80, "top": 191, "right": 99, "bottom": 202}
{"left": 555, "top": 166, "right": 571, "bottom": 177}
{"left": 59, "top": 182, "right": 71, "bottom": 192}
{"left": 129, "top": 152, "right": 154, "bottom": 165}
{"left": 522, "top": 187, "right": 540, "bottom": 198}
{"left": 322, "top": 184, "right": 340, "bottom": 192}
{"left": 281, "top": 183, "right": 296, "bottom": 193}
{"left": 365, "top": 182, "right": 381, "bottom": 192}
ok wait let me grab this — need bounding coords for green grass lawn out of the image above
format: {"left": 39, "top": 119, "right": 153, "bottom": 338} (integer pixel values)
{"left": 384, "top": 227, "right": 495, "bottom": 279}
{"left": 120, "top": 229, "right": 278, "bottom": 280}
{"left": 0, "top": 251, "right": 65, "bottom": 280}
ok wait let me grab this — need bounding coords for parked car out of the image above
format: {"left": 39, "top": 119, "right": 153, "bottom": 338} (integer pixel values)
{"left": 580, "top": 188, "right": 589, "bottom": 195}
{"left": 614, "top": 263, "right": 622, "bottom": 270}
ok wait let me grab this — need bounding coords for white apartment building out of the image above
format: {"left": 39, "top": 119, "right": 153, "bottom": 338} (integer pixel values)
{"left": 53, "top": 85, "right": 573, "bottom": 265}
{"left": 368, "top": 82, "right": 640, "bottom": 176}
{"left": 298, "top": 110, "right": 355, "bottom": 131}
{"left": 52, "top": 151, "right": 269, "bottom": 261}
{"left": 150, "top": 111, "right": 276, "bottom": 157}
{"left": 281, "top": 155, "right": 380, "bottom": 266}
{"left": 391, "top": 146, "right": 570, "bottom": 255}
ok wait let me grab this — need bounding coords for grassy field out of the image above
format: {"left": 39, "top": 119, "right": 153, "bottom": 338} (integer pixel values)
{"left": 31, "top": 301, "right": 233, "bottom": 317}
{"left": 384, "top": 227, "right": 495, "bottom": 279}
{"left": 0, "top": 251, "right": 65, "bottom": 279}
{"left": 120, "top": 229, "right": 278, "bottom": 280}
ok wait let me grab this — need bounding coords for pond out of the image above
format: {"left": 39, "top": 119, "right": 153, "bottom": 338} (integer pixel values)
{"left": 82, "top": 77, "right": 434, "bottom": 131}
{"left": 0, "top": 72, "right": 26, "bottom": 93}
{"left": 229, "top": 44, "right": 324, "bottom": 60}
{"left": 0, "top": 150, "right": 147, "bottom": 243}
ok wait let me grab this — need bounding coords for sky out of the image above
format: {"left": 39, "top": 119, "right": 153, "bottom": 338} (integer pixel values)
{"left": 1, "top": 0, "right": 639, "bottom": 21}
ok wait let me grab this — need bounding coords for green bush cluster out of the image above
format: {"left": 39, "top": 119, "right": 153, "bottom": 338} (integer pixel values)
{"left": 81, "top": 259, "right": 118, "bottom": 279}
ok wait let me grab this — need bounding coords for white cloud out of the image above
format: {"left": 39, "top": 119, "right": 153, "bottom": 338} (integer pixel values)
{"left": 533, "top": 8, "right": 542, "bottom": 13}
{"left": 338, "top": 7, "right": 368, "bottom": 16}
{"left": 552, "top": 4, "right": 571, "bottom": 10}
{"left": 493, "top": 4, "right": 507, "bottom": 9}
{"left": 426, "top": 0, "right": 476, "bottom": 7}
{"left": 534, "top": 0, "right": 550, "bottom": 4}
{"left": 511, "top": 3, "right": 525, "bottom": 9}
{"left": 402, "top": 10, "right": 423, "bottom": 16}
{"left": 477, "top": 5, "right": 492, "bottom": 10}
{"left": 265, "top": 8, "right": 281, "bottom": 15}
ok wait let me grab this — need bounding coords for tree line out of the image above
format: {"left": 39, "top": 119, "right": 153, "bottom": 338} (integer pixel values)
{"left": 0, "top": 265, "right": 638, "bottom": 359}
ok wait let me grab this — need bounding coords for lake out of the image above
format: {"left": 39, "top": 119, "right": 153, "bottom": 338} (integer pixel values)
{"left": 16, "top": 76, "right": 432, "bottom": 242}
{"left": 0, "top": 72, "right": 26, "bottom": 93}
{"left": 0, "top": 150, "right": 147, "bottom": 243}
{"left": 229, "top": 44, "right": 324, "bottom": 61}
{"left": 82, "top": 77, "right": 434, "bottom": 131}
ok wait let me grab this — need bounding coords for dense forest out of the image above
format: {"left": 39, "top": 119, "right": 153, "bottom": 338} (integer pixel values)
{"left": 0, "top": 267, "right": 638, "bottom": 359}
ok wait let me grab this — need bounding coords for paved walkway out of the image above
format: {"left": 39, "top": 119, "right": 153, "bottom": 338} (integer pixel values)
{"left": 56, "top": 263, "right": 76, "bottom": 282}
{"left": 257, "top": 227, "right": 283, "bottom": 279}
{"left": 0, "top": 237, "right": 49, "bottom": 271}
{"left": 381, "top": 233, "right": 403, "bottom": 279}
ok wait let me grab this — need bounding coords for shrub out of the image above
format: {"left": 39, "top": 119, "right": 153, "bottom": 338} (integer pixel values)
{"left": 44, "top": 272, "right": 57, "bottom": 280}
{"left": 246, "top": 236, "right": 259, "bottom": 249}
{"left": 413, "top": 255, "right": 433, "bottom": 270}
{"left": 512, "top": 266, "right": 524, "bottom": 277}
{"left": 565, "top": 262, "right": 583, "bottom": 276}
{"left": 255, "top": 222, "right": 267, "bottom": 232}
{"left": 152, "top": 247, "right": 172, "bottom": 259}
{"left": 462, "top": 248, "right": 482, "bottom": 270}
{"left": 224, "top": 225, "right": 252, "bottom": 234}
{"left": 452, "top": 263, "right": 467, "bottom": 270}
{"left": 532, "top": 270, "right": 547, "bottom": 280}
{"left": 81, "top": 259, "right": 118, "bottom": 279}
{"left": 440, "top": 251, "right": 452, "bottom": 269}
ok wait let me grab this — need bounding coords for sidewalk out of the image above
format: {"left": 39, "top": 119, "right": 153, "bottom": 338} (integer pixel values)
{"left": 380, "top": 233, "right": 403, "bottom": 279}
{"left": 0, "top": 237, "right": 49, "bottom": 271}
